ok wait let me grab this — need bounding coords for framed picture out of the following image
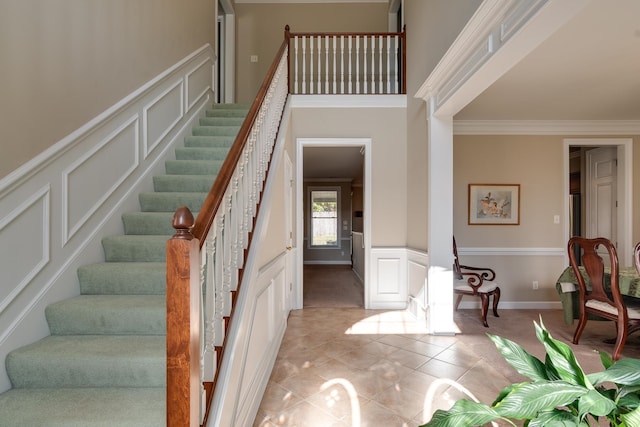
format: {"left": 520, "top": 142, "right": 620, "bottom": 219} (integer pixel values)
{"left": 468, "top": 184, "right": 520, "bottom": 225}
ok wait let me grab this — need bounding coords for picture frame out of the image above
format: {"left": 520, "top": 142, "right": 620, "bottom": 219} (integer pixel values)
{"left": 468, "top": 184, "right": 520, "bottom": 225}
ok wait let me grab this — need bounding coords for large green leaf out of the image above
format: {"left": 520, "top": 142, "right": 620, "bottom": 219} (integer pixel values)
{"left": 494, "top": 381, "right": 588, "bottom": 419}
{"left": 621, "top": 405, "right": 640, "bottom": 426}
{"left": 527, "top": 409, "right": 582, "bottom": 427}
{"left": 577, "top": 389, "right": 616, "bottom": 418}
{"left": 420, "top": 399, "right": 503, "bottom": 427}
{"left": 535, "top": 320, "right": 592, "bottom": 388}
{"left": 488, "top": 332, "right": 548, "bottom": 381}
{"left": 600, "top": 351, "right": 614, "bottom": 370}
{"left": 589, "top": 359, "right": 640, "bottom": 386}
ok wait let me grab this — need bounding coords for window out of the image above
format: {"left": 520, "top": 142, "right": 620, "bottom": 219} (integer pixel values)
{"left": 310, "top": 188, "right": 339, "bottom": 247}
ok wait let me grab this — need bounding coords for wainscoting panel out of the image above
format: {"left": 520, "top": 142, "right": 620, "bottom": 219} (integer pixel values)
{"left": 186, "top": 58, "right": 213, "bottom": 111}
{"left": 0, "top": 186, "right": 50, "bottom": 314}
{"left": 63, "top": 116, "right": 139, "bottom": 244}
{"left": 143, "top": 80, "right": 184, "bottom": 158}
{"left": 407, "top": 249, "right": 428, "bottom": 319}
{"left": 369, "top": 248, "right": 407, "bottom": 309}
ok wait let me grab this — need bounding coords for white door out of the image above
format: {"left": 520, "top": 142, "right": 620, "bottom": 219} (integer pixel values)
{"left": 586, "top": 146, "right": 617, "bottom": 245}
{"left": 284, "top": 153, "right": 294, "bottom": 311}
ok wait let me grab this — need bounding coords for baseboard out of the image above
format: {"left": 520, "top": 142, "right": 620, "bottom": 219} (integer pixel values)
{"left": 458, "top": 301, "right": 563, "bottom": 310}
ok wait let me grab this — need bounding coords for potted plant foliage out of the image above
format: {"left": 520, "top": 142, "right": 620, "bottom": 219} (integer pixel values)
{"left": 421, "top": 318, "right": 640, "bottom": 426}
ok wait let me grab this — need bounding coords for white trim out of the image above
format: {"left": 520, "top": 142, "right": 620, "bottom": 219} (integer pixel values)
{"left": 290, "top": 94, "right": 406, "bottom": 108}
{"left": 457, "top": 247, "right": 565, "bottom": 257}
{"left": 303, "top": 260, "right": 352, "bottom": 265}
{"left": 454, "top": 120, "right": 640, "bottom": 135}
{"left": 458, "top": 301, "right": 562, "bottom": 310}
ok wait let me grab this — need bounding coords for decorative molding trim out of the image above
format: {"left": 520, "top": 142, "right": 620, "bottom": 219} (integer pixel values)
{"left": 458, "top": 246, "right": 565, "bottom": 257}
{"left": 0, "top": 186, "right": 50, "bottom": 315}
{"left": 454, "top": 120, "right": 640, "bottom": 135}
{"left": 185, "top": 58, "right": 213, "bottom": 112}
{"left": 459, "top": 301, "right": 562, "bottom": 310}
{"left": 290, "top": 94, "right": 406, "bottom": 109}
{"left": 142, "top": 79, "right": 184, "bottom": 159}
{"left": 63, "top": 116, "right": 140, "bottom": 245}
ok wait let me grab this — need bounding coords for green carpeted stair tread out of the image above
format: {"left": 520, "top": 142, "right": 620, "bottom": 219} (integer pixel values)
{"left": 102, "top": 235, "right": 169, "bottom": 262}
{"left": 78, "top": 262, "right": 166, "bottom": 295}
{"left": 46, "top": 295, "right": 165, "bottom": 335}
{"left": 165, "top": 159, "right": 225, "bottom": 175}
{"left": 184, "top": 135, "right": 235, "bottom": 147}
{"left": 138, "top": 191, "right": 207, "bottom": 213}
{"left": 192, "top": 125, "right": 241, "bottom": 136}
{"left": 153, "top": 174, "right": 216, "bottom": 192}
{"left": 6, "top": 335, "right": 165, "bottom": 388}
{"left": 199, "top": 116, "right": 246, "bottom": 126}
{"left": 0, "top": 388, "right": 165, "bottom": 427}
{"left": 122, "top": 212, "right": 185, "bottom": 235}
{"left": 174, "top": 147, "right": 231, "bottom": 161}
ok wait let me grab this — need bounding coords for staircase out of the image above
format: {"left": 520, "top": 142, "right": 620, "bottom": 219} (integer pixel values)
{"left": 0, "top": 104, "right": 249, "bottom": 427}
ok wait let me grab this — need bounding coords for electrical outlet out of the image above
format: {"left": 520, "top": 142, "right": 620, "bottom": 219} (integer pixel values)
{"left": 533, "top": 281, "right": 539, "bottom": 290}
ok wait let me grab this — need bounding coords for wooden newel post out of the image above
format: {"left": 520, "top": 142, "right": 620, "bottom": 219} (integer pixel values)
{"left": 166, "top": 206, "right": 201, "bottom": 427}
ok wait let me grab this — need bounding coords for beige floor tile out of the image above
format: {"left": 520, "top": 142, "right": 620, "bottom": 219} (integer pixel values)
{"left": 416, "top": 358, "right": 468, "bottom": 380}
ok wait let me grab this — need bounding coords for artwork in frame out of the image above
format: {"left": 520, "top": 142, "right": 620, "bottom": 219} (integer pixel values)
{"left": 468, "top": 184, "right": 520, "bottom": 225}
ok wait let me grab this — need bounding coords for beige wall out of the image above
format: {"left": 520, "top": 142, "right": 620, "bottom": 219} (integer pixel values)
{"left": 291, "top": 106, "right": 407, "bottom": 247}
{"left": 0, "top": 0, "right": 216, "bottom": 179}
{"left": 403, "top": 0, "right": 483, "bottom": 251}
{"left": 234, "top": 2, "right": 389, "bottom": 103}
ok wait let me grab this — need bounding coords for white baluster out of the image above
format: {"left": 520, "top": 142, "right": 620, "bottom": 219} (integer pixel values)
{"left": 332, "top": 36, "right": 337, "bottom": 94}
{"left": 309, "top": 36, "right": 314, "bottom": 94}
{"left": 340, "top": 35, "right": 345, "bottom": 94}
{"left": 363, "top": 36, "right": 368, "bottom": 93}
{"left": 348, "top": 36, "right": 353, "bottom": 94}
{"left": 371, "top": 36, "right": 376, "bottom": 94}
{"left": 325, "top": 36, "right": 329, "bottom": 94}
{"left": 355, "top": 36, "right": 360, "bottom": 94}
{"left": 301, "top": 36, "right": 306, "bottom": 94}
{"left": 378, "top": 36, "right": 383, "bottom": 94}
{"left": 386, "top": 35, "right": 391, "bottom": 94}
{"left": 393, "top": 35, "right": 399, "bottom": 94}
{"left": 317, "top": 36, "right": 322, "bottom": 94}
{"left": 294, "top": 36, "right": 299, "bottom": 94}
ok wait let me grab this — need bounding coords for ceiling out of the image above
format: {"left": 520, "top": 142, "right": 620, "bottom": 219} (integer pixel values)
{"left": 303, "top": 0, "right": 640, "bottom": 180}
{"left": 456, "top": 0, "right": 640, "bottom": 121}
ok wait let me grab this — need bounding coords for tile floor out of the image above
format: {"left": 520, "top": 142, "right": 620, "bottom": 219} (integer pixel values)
{"left": 253, "top": 266, "right": 640, "bottom": 426}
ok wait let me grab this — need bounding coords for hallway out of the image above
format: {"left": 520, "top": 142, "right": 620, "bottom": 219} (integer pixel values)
{"left": 253, "top": 267, "right": 640, "bottom": 426}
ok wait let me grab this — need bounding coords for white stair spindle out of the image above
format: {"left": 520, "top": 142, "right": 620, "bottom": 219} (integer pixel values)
{"left": 378, "top": 36, "right": 383, "bottom": 94}
{"left": 370, "top": 36, "right": 375, "bottom": 93}
{"left": 301, "top": 36, "right": 306, "bottom": 94}
{"left": 393, "top": 35, "right": 399, "bottom": 94}
{"left": 348, "top": 36, "right": 353, "bottom": 94}
{"left": 332, "top": 36, "right": 337, "bottom": 94}
{"left": 363, "top": 36, "right": 368, "bottom": 94}
{"left": 309, "top": 36, "right": 314, "bottom": 94}
{"left": 340, "top": 35, "right": 345, "bottom": 94}
{"left": 325, "top": 35, "right": 329, "bottom": 94}
{"left": 386, "top": 35, "right": 391, "bottom": 94}
{"left": 355, "top": 36, "right": 360, "bottom": 94}
{"left": 317, "top": 36, "right": 322, "bottom": 94}
{"left": 294, "top": 36, "right": 299, "bottom": 94}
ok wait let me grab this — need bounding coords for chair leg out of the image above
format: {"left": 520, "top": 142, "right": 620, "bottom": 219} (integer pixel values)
{"left": 612, "top": 320, "right": 627, "bottom": 361}
{"left": 454, "top": 294, "right": 463, "bottom": 311}
{"left": 572, "top": 312, "right": 588, "bottom": 345}
{"left": 480, "top": 293, "right": 489, "bottom": 327}
{"left": 492, "top": 287, "right": 500, "bottom": 318}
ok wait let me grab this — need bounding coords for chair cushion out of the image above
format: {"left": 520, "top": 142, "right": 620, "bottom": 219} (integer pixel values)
{"left": 586, "top": 300, "right": 640, "bottom": 319}
{"left": 454, "top": 279, "right": 498, "bottom": 293}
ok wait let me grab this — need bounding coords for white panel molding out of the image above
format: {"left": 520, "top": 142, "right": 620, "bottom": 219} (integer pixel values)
{"left": 290, "top": 94, "right": 406, "bottom": 109}
{"left": 459, "top": 301, "right": 562, "bottom": 310}
{"left": 63, "top": 116, "right": 140, "bottom": 244}
{"left": 458, "top": 246, "right": 565, "bottom": 257}
{"left": 407, "top": 248, "right": 428, "bottom": 320}
{"left": 454, "top": 120, "right": 640, "bottom": 135}
{"left": 143, "top": 80, "right": 185, "bottom": 159}
{"left": 186, "top": 58, "right": 213, "bottom": 112}
{"left": 0, "top": 186, "right": 50, "bottom": 315}
{"left": 370, "top": 247, "right": 407, "bottom": 309}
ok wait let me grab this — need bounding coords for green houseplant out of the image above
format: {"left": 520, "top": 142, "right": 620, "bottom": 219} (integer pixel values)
{"left": 421, "top": 318, "right": 640, "bottom": 426}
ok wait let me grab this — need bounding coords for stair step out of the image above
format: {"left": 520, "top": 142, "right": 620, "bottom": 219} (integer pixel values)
{"left": 184, "top": 135, "right": 235, "bottom": 147}
{"left": 165, "top": 159, "right": 225, "bottom": 175}
{"left": 6, "top": 335, "right": 165, "bottom": 388}
{"left": 175, "top": 147, "right": 231, "bottom": 161}
{"left": 139, "top": 191, "right": 207, "bottom": 213}
{"left": 192, "top": 125, "right": 241, "bottom": 136}
{"left": 46, "top": 295, "right": 165, "bottom": 335}
{"left": 102, "top": 235, "right": 169, "bottom": 262}
{"left": 123, "top": 212, "right": 178, "bottom": 235}
{"left": 199, "top": 116, "right": 246, "bottom": 126}
{"left": 78, "top": 262, "right": 166, "bottom": 295}
{"left": 153, "top": 174, "right": 215, "bottom": 192}
{"left": 205, "top": 108, "right": 249, "bottom": 118}
{"left": 0, "top": 387, "right": 164, "bottom": 427}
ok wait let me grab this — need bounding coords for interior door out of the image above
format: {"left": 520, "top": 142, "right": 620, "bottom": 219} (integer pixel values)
{"left": 586, "top": 146, "right": 617, "bottom": 247}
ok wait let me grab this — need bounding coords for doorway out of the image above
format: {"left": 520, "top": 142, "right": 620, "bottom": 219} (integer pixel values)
{"left": 564, "top": 138, "right": 633, "bottom": 266}
{"left": 295, "top": 138, "right": 372, "bottom": 310}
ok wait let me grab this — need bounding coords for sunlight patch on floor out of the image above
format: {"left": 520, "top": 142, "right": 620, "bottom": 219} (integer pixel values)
{"left": 344, "top": 310, "right": 433, "bottom": 335}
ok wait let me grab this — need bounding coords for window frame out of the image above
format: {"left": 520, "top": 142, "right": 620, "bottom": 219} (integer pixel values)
{"left": 307, "top": 186, "right": 341, "bottom": 249}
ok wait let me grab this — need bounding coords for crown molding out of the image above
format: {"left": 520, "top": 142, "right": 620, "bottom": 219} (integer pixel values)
{"left": 453, "top": 120, "right": 640, "bottom": 135}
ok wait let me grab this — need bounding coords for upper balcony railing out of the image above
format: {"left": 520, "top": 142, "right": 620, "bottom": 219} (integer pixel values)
{"left": 285, "top": 25, "right": 406, "bottom": 95}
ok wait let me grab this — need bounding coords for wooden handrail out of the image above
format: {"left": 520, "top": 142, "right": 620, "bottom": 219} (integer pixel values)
{"left": 191, "top": 37, "right": 290, "bottom": 243}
